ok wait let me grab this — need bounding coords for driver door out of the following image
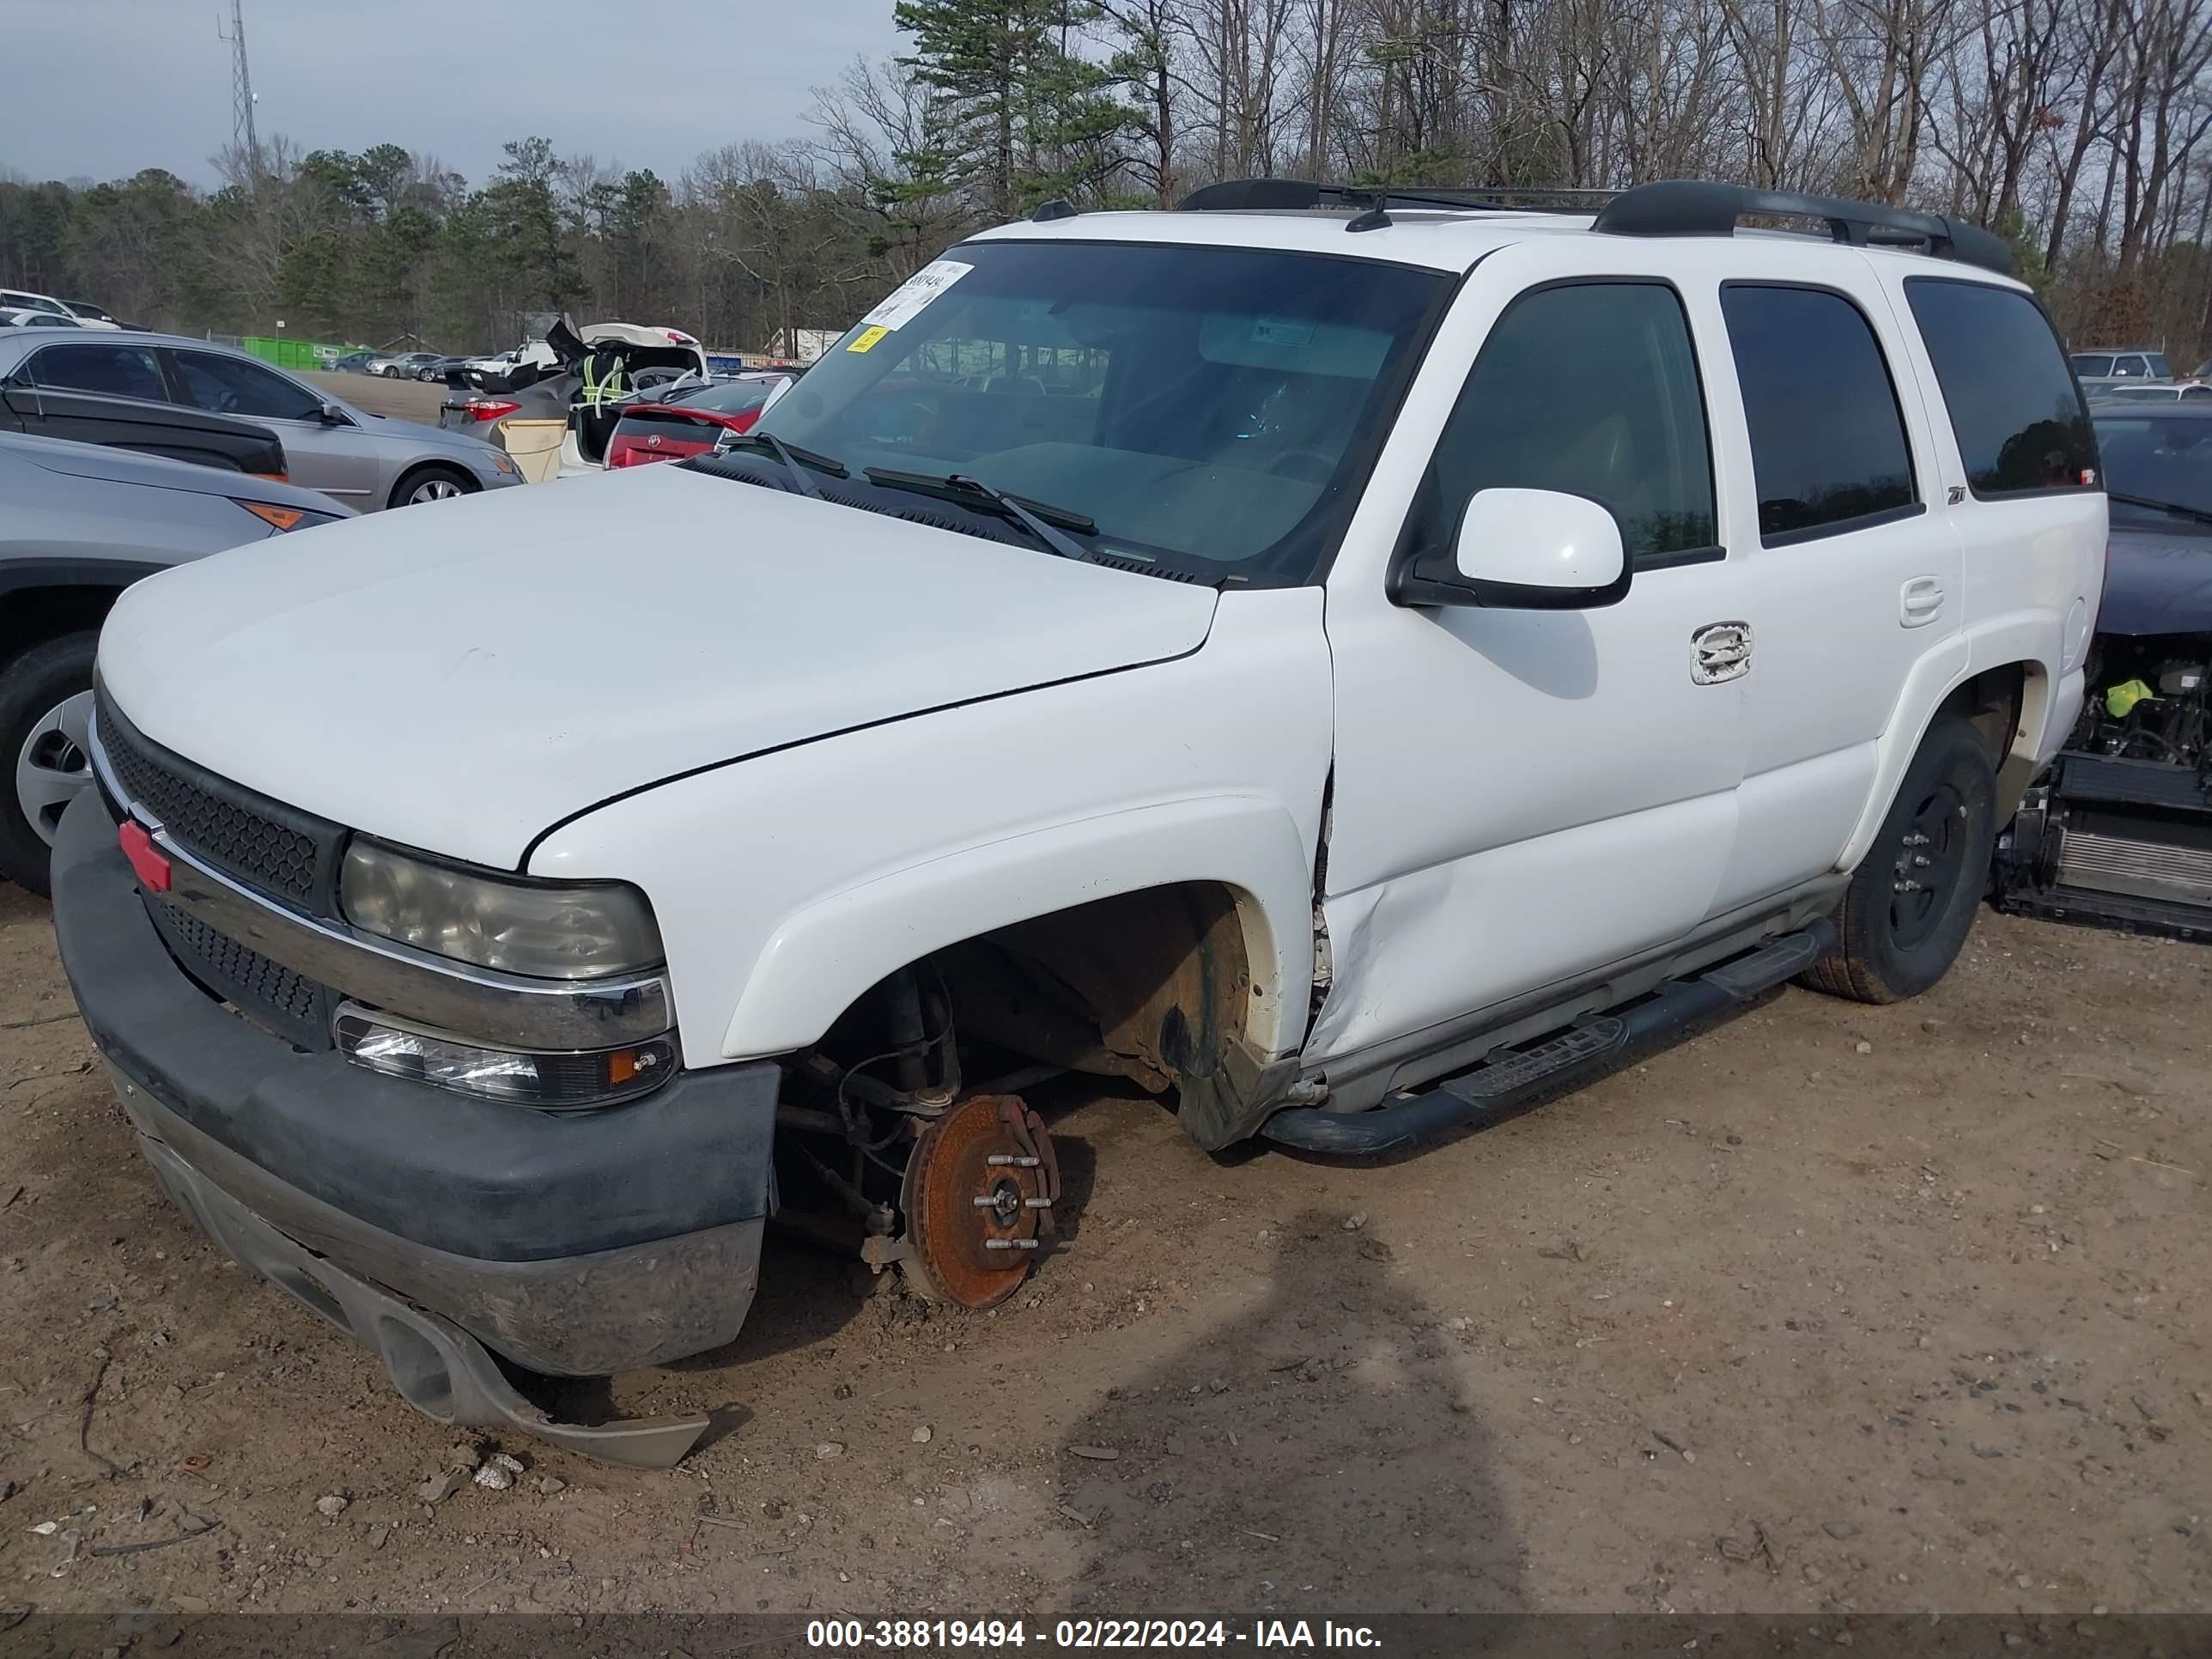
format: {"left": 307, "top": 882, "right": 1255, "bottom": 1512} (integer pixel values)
{"left": 1312, "top": 240, "right": 1753, "bottom": 1066}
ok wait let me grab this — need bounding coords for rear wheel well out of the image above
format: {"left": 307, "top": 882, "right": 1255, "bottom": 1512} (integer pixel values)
{"left": 1936, "top": 660, "right": 2044, "bottom": 817}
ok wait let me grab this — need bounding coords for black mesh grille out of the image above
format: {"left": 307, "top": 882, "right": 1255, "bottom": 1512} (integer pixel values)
{"left": 95, "top": 692, "right": 341, "bottom": 913}
{"left": 145, "top": 895, "right": 334, "bottom": 1051}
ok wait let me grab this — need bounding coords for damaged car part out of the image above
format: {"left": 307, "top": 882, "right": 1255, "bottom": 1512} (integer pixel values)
{"left": 1995, "top": 404, "right": 2212, "bottom": 938}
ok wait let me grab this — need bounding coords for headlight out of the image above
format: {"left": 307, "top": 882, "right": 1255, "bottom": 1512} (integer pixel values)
{"left": 339, "top": 839, "right": 663, "bottom": 981}
{"left": 489, "top": 452, "right": 520, "bottom": 477}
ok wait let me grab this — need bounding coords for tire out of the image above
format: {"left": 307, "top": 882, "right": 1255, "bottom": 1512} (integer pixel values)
{"left": 1799, "top": 714, "right": 1997, "bottom": 1005}
{"left": 0, "top": 631, "right": 100, "bottom": 898}
{"left": 389, "top": 463, "right": 474, "bottom": 509}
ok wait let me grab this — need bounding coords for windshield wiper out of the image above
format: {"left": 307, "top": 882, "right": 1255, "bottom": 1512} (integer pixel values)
{"left": 862, "top": 467, "right": 1097, "bottom": 562}
{"left": 2108, "top": 490, "right": 2212, "bottom": 529}
{"left": 716, "top": 431, "right": 848, "bottom": 498}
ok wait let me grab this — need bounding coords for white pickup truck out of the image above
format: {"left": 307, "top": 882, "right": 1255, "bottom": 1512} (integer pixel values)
{"left": 51, "top": 180, "right": 2105, "bottom": 1466}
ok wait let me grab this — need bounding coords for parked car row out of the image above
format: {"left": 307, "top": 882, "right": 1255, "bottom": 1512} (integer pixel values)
{"left": 0, "top": 331, "right": 522, "bottom": 509}
{"left": 1, "top": 288, "right": 128, "bottom": 329}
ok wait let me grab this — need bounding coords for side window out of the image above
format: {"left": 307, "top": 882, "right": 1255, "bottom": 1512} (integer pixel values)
{"left": 27, "top": 342, "right": 168, "bottom": 402}
{"left": 1721, "top": 284, "right": 1917, "bottom": 543}
{"left": 1418, "top": 282, "right": 1717, "bottom": 566}
{"left": 172, "top": 352, "right": 322, "bottom": 422}
{"left": 1903, "top": 279, "right": 2095, "bottom": 497}
{"left": 2070, "top": 355, "right": 2114, "bottom": 379}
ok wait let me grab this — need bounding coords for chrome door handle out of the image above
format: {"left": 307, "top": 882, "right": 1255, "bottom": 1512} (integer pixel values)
{"left": 1691, "top": 620, "right": 1753, "bottom": 684}
{"left": 1900, "top": 578, "right": 1946, "bottom": 627}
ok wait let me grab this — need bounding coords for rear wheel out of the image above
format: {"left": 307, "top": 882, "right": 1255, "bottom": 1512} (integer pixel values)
{"left": 390, "top": 464, "right": 473, "bottom": 509}
{"left": 1800, "top": 715, "right": 1997, "bottom": 1004}
{"left": 0, "top": 632, "right": 100, "bottom": 896}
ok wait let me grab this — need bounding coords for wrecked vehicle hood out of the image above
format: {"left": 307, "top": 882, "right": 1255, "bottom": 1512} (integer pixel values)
{"left": 2100, "top": 525, "right": 2212, "bottom": 635}
{"left": 97, "top": 465, "right": 1219, "bottom": 868}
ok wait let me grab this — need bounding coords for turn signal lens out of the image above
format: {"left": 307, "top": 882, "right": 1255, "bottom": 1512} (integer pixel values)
{"left": 238, "top": 501, "right": 307, "bottom": 532}
{"left": 333, "top": 1005, "right": 675, "bottom": 1109}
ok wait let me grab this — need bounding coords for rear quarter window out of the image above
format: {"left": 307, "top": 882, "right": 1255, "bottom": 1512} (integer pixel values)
{"left": 1905, "top": 280, "right": 2096, "bottom": 497}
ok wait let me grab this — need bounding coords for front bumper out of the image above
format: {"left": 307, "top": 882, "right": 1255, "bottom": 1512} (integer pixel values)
{"left": 51, "top": 792, "right": 780, "bottom": 1460}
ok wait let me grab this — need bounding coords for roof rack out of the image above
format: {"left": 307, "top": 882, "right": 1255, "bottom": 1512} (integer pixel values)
{"left": 1176, "top": 178, "right": 1611, "bottom": 225}
{"left": 1173, "top": 174, "right": 2014, "bottom": 276}
{"left": 1593, "top": 181, "right": 2014, "bottom": 276}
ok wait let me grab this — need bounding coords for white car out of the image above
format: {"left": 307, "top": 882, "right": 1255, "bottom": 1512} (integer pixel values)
{"left": 1, "top": 288, "right": 111, "bottom": 328}
{"left": 52, "top": 179, "right": 2102, "bottom": 1466}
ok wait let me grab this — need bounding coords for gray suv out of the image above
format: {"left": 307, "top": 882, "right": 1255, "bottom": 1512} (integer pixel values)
{"left": 0, "top": 333, "right": 522, "bottom": 511}
{"left": 0, "top": 430, "right": 349, "bottom": 892}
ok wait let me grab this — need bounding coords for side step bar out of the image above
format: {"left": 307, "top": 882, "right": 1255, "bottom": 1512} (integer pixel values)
{"left": 1261, "top": 919, "right": 1836, "bottom": 1157}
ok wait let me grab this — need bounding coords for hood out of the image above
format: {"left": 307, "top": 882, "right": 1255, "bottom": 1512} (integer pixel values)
{"left": 97, "top": 465, "right": 1218, "bottom": 869}
{"left": 2100, "top": 523, "right": 2212, "bottom": 635}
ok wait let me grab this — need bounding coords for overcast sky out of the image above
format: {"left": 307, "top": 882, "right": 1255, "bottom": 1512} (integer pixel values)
{"left": 2, "top": 0, "right": 907, "bottom": 190}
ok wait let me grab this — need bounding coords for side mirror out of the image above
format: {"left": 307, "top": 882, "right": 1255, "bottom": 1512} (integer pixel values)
{"left": 318, "top": 403, "right": 350, "bottom": 427}
{"left": 1391, "top": 487, "right": 1631, "bottom": 610}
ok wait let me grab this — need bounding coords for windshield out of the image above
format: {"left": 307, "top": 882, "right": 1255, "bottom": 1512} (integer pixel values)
{"left": 2095, "top": 413, "right": 2212, "bottom": 526}
{"left": 747, "top": 239, "right": 1449, "bottom": 581}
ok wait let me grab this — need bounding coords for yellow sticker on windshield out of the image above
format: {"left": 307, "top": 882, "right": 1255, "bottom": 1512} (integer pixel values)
{"left": 848, "top": 325, "right": 890, "bottom": 354}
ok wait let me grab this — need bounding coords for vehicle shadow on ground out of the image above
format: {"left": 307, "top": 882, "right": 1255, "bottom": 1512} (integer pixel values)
{"left": 1050, "top": 1208, "right": 1529, "bottom": 1616}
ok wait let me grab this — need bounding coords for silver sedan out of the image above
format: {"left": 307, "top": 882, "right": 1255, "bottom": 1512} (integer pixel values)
{"left": 0, "top": 331, "right": 524, "bottom": 511}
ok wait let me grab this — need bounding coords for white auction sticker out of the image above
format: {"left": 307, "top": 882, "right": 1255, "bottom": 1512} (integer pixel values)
{"left": 859, "top": 259, "right": 975, "bottom": 332}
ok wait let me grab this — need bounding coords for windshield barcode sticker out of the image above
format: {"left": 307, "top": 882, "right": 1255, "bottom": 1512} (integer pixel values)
{"left": 860, "top": 259, "right": 976, "bottom": 333}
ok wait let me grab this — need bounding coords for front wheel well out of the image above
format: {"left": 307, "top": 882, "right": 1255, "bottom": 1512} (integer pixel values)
{"left": 0, "top": 584, "right": 129, "bottom": 675}
{"left": 809, "top": 880, "right": 1277, "bottom": 1147}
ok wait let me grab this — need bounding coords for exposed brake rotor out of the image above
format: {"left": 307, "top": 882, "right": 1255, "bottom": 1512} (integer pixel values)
{"left": 898, "top": 1093, "right": 1060, "bottom": 1308}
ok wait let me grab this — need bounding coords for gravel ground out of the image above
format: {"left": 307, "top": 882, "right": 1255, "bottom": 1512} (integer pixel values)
{"left": 0, "top": 884, "right": 2205, "bottom": 1619}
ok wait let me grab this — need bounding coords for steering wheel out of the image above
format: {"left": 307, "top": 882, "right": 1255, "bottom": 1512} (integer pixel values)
{"left": 1265, "top": 449, "right": 1338, "bottom": 484}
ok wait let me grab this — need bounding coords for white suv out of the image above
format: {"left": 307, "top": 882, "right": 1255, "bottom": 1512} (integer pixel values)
{"left": 52, "top": 180, "right": 2105, "bottom": 1467}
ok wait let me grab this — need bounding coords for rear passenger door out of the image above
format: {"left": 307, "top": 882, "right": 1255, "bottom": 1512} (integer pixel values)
{"left": 1698, "top": 251, "right": 1965, "bottom": 910}
{"left": 1886, "top": 277, "right": 2103, "bottom": 772}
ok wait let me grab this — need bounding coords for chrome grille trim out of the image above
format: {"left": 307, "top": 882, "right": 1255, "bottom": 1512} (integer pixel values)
{"left": 90, "top": 708, "right": 673, "bottom": 1049}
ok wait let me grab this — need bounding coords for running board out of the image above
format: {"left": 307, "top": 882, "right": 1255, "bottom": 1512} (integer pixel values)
{"left": 1261, "top": 918, "right": 1837, "bottom": 1157}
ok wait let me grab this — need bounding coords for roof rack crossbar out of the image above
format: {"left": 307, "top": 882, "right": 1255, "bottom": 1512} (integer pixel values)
{"left": 1591, "top": 180, "right": 2014, "bottom": 276}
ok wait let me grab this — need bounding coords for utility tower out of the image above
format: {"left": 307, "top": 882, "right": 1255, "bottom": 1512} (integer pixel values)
{"left": 216, "top": 0, "right": 261, "bottom": 176}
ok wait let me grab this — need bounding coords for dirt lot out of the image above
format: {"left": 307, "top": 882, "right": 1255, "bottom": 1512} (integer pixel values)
{"left": 0, "top": 884, "right": 2206, "bottom": 1620}
{"left": 300, "top": 369, "right": 448, "bottom": 425}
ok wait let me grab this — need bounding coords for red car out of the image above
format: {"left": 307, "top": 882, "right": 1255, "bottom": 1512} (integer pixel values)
{"left": 604, "top": 374, "right": 796, "bottom": 470}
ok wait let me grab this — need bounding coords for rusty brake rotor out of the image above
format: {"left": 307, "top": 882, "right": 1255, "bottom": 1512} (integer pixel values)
{"left": 899, "top": 1094, "right": 1059, "bottom": 1308}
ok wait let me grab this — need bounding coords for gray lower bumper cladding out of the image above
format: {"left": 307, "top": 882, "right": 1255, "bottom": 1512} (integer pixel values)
{"left": 50, "top": 791, "right": 781, "bottom": 1468}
